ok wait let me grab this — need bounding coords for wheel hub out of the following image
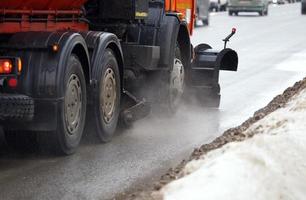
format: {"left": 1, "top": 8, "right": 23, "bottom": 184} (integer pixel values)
{"left": 101, "top": 68, "right": 117, "bottom": 124}
{"left": 65, "top": 74, "right": 82, "bottom": 135}
{"left": 169, "top": 58, "right": 185, "bottom": 106}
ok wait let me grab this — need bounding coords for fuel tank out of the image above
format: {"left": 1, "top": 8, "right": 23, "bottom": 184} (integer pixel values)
{"left": 0, "top": 0, "right": 88, "bottom": 10}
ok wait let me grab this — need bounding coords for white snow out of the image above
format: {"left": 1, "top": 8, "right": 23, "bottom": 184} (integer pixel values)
{"left": 276, "top": 50, "right": 306, "bottom": 73}
{"left": 157, "top": 88, "right": 306, "bottom": 200}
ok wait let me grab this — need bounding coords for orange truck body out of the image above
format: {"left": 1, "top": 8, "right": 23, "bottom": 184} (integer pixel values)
{"left": 0, "top": 0, "right": 195, "bottom": 35}
{"left": 165, "top": 0, "right": 196, "bottom": 35}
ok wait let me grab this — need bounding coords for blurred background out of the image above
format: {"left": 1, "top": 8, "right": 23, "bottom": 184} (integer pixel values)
{"left": 195, "top": 0, "right": 305, "bottom": 27}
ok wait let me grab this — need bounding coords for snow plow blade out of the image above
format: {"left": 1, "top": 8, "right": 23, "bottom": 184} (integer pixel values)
{"left": 186, "top": 44, "right": 238, "bottom": 107}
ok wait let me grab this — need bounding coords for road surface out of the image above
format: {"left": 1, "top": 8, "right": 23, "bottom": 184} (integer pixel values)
{"left": 0, "top": 3, "right": 306, "bottom": 200}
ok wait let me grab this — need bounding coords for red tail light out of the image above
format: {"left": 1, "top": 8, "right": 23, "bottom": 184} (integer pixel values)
{"left": 8, "top": 78, "right": 18, "bottom": 88}
{"left": 0, "top": 59, "right": 13, "bottom": 74}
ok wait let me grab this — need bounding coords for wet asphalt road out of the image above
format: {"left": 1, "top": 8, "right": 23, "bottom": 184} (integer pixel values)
{"left": 1, "top": 3, "right": 306, "bottom": 200}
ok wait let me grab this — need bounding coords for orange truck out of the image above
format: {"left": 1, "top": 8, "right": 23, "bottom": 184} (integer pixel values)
{"left": 0, "top": 0, "right": 238, "bottom": 155}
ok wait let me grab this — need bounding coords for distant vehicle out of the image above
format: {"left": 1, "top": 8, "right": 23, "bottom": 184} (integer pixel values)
{"left": 272, "top": 0, "right": 285, "bottom": 4}
{"left": 196, "top": 0, "right": 210, "bottom": 26}
{"left": 287, "top": 0, "right": 296, "bottom": 3}
{"left": 228, "top": 0, "right": 269, "bottom": 15}
{"left": 302, "top": 0, "right": 306, "bottom": 14}
{"left": 210, "top": 0, "right": 228, "bottom": 11}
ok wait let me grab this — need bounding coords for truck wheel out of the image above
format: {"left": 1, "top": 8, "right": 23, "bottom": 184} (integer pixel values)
{"left": 229, "top": 10, "right": 233, "bottom": 15}
{"left": 259, "top": 10, "right": 263, "bottom": 16}
{"left": 92, "top": 49, "right": 121, "bottom": 142}
{"left": 39, "top": 54, "right": 87, "bottom": 155}
{"left": 4, "top": 130, "right": 39, "bottom": 153}
{"left": 167, "top": 44, "right": 185, "bottom": 113}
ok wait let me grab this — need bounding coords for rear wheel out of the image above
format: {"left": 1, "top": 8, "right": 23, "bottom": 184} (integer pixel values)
{"left": 92, "top": 49, "right": 121, "bottom": 142}
{"left": 39, "top": 54, "right": 87, "bottom": 155}
{"left": 229, "top": 10, "right": 233, "bottom": 15}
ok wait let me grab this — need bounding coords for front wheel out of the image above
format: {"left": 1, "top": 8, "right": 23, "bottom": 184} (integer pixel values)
{"left": 155, "top": 43, "right": 185, "bottom": 114}
{"left": 166, "top": 44, "right": 185, "bottom": 113}
{"left": 39, "top": 54, "right": 87, "bottom": 155}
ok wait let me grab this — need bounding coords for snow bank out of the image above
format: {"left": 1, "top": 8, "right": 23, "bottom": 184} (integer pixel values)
{"left": 158, "top": 89, "right": 306, "bottom": 200}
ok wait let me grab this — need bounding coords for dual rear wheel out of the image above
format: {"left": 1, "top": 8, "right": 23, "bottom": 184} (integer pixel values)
{"left": 5, "top": 55, "right": 87, "bottom": 155}
{"left": 4, "top": 50, "right": 121, "bottom": 155}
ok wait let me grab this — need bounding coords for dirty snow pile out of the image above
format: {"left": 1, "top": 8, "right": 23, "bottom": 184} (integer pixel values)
{"left": 158, "top": 89, "right": 306, "bottom": 200}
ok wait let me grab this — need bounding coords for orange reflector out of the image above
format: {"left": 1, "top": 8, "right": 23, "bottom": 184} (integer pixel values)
{"left": 52, "top": 44, "right": 59, "bottom": 52}
{"left": 177, "top": 13, "right": 184, "bottom": 20}
{"left": 0, "top": 59, "right": 13, "bottom": 74}
{"left": 8, "top": 78, "right": 18, "bottom": 88}
{"left": 17, "top": 58, "right": 22, "bottom": 73}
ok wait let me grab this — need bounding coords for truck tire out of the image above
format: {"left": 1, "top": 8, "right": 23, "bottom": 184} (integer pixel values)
{"left": 166, "top": 43, "right": 185, "bottom": 113}
{"left": 92, "top": 49, "right": 121, "bottom": 142}
{"left": 39, "top": 54, "right": 87, "bottom": 155}
{"left": 4, "top": 130, "right": 39, "bottom": 153}
{"left": 153, "top": 43, "right": 185, "bottom": 115}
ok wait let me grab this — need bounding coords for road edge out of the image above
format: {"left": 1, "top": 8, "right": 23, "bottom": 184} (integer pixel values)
{"left": 115, "top": 77, "right": 306, "bottom": 200}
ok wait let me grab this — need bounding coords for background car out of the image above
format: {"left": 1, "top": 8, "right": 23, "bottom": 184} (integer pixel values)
{"left": 228, "top": 0, "right": 269, "bottom": 15}
{"left": 302, "top": 0, "right": 306, "bottom": 14}
{"left": 196, "top": 0, "right": 210, "bottom": 26}
{"left": 272, "top": 0, "right": 286, "bottom": 4}
{"left": 210, "top": 0, "right": 228, "bottom": 11}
